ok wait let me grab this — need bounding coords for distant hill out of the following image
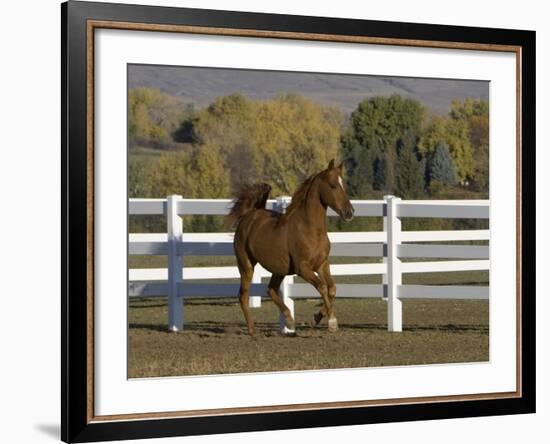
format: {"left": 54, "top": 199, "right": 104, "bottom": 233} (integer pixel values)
{"left": 128, "top": 64, "right": 488, "bottom": 116}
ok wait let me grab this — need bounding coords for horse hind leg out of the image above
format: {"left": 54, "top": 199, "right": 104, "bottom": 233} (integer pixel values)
{"left": 236, "top": 254, "right": 256, "bottom": 336}
{"left": 267, "top": 274, "right": 295, "bottom": 332}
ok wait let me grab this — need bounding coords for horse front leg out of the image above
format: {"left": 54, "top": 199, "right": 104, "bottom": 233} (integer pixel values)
{"left": 313, "top": 260, "right": 337, "bottom": 329}
{"left": 298, "top": 265, "right": 338, "bottom": 332}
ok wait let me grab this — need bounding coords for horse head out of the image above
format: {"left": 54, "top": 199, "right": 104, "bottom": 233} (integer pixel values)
{"left": 318, "top": 159, "right": 355, "bottom": 221}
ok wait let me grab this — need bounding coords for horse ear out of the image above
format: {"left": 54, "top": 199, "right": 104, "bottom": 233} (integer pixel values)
{"left": 327, "top": 159, "right": 335, "bottom": 170}
{"left": 337, "top": 160, "right": 344, "bottom": 171}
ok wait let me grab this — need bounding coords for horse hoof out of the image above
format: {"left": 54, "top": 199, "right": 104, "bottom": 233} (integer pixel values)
{"left": 285, "top": 317, "right": 296, "bottom": 331}
{"left": 328, "top": 318, "right": 338, "bottom": 332}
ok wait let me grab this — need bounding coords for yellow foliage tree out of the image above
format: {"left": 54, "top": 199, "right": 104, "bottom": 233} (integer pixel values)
{"left": 128, "top": 87, "right": 188, "bottom": 148}
{"left": 192, "top": 93, "right": 343, "bottom": 196}
{"left": 146, "top": 148, "right": 230, "bottom": 199}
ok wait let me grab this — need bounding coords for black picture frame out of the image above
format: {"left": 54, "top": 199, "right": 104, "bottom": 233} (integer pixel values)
{"left": 61, "top": 1, "right": 536, "bottom": 442}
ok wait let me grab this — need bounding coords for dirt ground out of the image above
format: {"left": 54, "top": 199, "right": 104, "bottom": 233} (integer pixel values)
{"left": 128, "top": 297, "right": 489, "bottom": 378}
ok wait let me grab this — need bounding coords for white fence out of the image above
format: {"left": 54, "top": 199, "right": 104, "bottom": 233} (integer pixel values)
{"left": 129, "top": 195, "right": 490, "bottom": 333}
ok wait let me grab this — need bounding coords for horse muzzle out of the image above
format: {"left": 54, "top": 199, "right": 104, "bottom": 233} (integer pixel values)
{"left": 341, "top": 205, "right": 355, "bottom": 222}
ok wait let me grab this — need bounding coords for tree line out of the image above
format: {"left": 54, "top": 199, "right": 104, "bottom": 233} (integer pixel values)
{"left": 128, "top": 87, "right": 488, "bottom": 232}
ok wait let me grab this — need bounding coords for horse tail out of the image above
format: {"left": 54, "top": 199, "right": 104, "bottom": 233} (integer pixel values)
{"left": 226, "top": 183, "right": 272, "bottom": 229}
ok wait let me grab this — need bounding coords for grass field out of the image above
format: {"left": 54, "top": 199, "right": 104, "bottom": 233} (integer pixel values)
{"left": 128, "top": 265, "right": 489, "bottom": 378}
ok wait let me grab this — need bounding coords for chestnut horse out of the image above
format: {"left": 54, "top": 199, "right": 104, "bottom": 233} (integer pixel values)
{"left": 227, "top": 160, "right": 355, "bottom": 336}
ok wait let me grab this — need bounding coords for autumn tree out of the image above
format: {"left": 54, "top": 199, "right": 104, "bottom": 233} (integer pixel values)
{"left": 451, "top": 99, "right": 489, "bottom": 193}
{"left": 141, "top": 147, "right": 231, "bottom": 231}
{"left": 146, "top": 147, "right": 229, "bottom": 199}
{"left": 192, "top": 93, "right": 343, "bottom": 196}
{"left": 450, "top": 98, "right": 489, "bottom": 121}
{"left": 128, "top": 158, "right": 151, "bottom": 198}
{"left": 128, "top": 87, "right": 191, "bottom": 149}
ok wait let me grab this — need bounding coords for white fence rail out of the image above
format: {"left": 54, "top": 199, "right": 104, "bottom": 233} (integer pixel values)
{"left": 129, "top": 195, "right": 490, "bottom": 333}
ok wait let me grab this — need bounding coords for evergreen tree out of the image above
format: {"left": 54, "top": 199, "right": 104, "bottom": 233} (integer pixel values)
{"left": 373, "top": 154, "right": 387, "bottom": 192}
{"left": 427, "top": 142, "right": 458, "bottom": 186}
{"left": 340, "top": 131, "right": 374, "bottom": 198}
{"left": 395, "top": 135, "right": 424, "bottom": 199}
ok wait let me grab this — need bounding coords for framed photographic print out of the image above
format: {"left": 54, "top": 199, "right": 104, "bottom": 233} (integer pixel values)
{"left": 61, "top": 0, "right": 536, "bottom": 442}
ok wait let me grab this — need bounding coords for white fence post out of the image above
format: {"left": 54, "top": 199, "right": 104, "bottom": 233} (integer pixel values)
{"left": 167, "top": 195, "right": 183, "bottom": 332}
{"left": 276, "top": 196, "right": 296, "bottom": 334}
{"left": 385, "top": 195, "right": 402, "bottom": 332}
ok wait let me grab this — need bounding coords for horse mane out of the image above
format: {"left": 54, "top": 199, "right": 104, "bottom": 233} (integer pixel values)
{"left": 283, "top": 171, "right": 323, "bottom": 219}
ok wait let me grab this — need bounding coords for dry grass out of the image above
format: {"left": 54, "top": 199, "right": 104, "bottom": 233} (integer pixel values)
{"left": 128, "top": 296, "right": 488, "bottom": 378}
